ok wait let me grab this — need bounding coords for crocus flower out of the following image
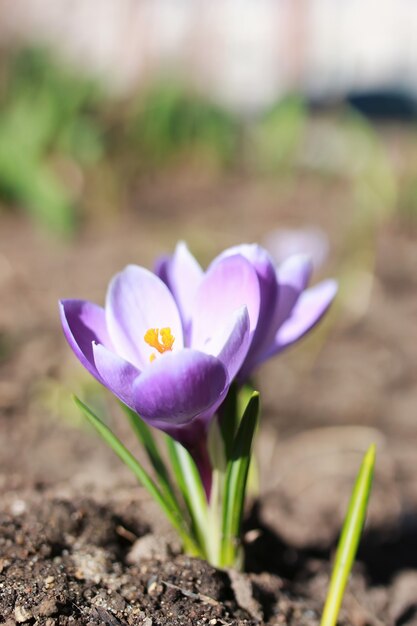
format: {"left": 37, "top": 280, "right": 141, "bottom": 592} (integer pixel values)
{"left": 157, "top": 242, "right": 337, "bottom": 381}
{"left": 60, "top": 255, "right": 262, "bottom": 493}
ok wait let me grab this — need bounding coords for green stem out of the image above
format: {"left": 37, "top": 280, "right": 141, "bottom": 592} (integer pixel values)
{"left": 220, "top": 391, "right": 259, "bottom": 568}
{"left": 166, "top": 437, "right": 211, "bottom": 560}
{"left": 207, "top": 468, "right": 225, "bottom": 566}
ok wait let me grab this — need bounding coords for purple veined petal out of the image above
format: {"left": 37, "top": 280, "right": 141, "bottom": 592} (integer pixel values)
{"left": 154, "top": 254, "right": 170, "bottom": 284}
{"left": 132, "top": 349, "right": 228, "bottom": 428}
{"left": 157, "top": 242, "right": 204, "bottom": 337}
{"left": 195, "top": 306, "right": 251, "bottom": 381}
{"left": 92, "top": 343, "right": 141, "bottom": 409}
{"left": 191, "top": 254, "right": 260, "bottom": 352}
{"left": 274, "top": 254, "right": 313, "bottom": 330}
{"left": 213, "top": 243, "right": 276, "bottom": 291}
{"left": 270, "top": 279, "right": 338, "bottom": 356}
{"left": 59, "top": 299, "right": 113, "bottom": 383}
{"left": 106, "top": 265, "right": 184, "bottom": 370}
{"left": 221, "top": 244, "right": 280, "bottom": 362}
{"left": 212, "top": 242, "right": 278, "bottom": 328}
{"left": 237, "top": 255, "right": 315, "bottom": 377}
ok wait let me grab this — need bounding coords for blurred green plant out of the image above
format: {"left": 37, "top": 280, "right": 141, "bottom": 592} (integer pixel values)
{"left": 295, "top": 107, "right": 397, "bottom": 323}
{"left": 2, "top": 46, "right": 415, "bottom": 254}
{"left": 333, "top": 110, "right": 396, "bottom": 319}
{"left": 250, "top": 95, "right": 307, "bottom": 173}
{"left": 0, "top": 49, "right": 104, "bottom": 234}
{"left": 128, "top": 82, "right": 239, "bottom": 168}
{"left": 394, "top": 127, "right": 417, "bottom": 224}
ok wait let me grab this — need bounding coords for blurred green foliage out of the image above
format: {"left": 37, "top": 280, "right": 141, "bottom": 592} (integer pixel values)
{"left": 250, "top": 95, "right": 307, "bottom": 173}
{"left": 2, "top": 46, "right": 417, "bottom": 241}
{"left": 0, "top": 52, "right": 310, "bottom": 234}
{"left": 129, "top": 82, "right": 239, "bottom": 167}
{"left": 394, "top": 127, "right": 417, "bottom": 224}
{"left": 296, "top": 108, "right": 398, "bottom": 321}
{"left": 0, "top": 49, "right": 104, "bottom": 234}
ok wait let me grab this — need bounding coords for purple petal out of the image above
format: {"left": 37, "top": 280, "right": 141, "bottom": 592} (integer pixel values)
{"left": 214, "top": 244, "right": 276, "bottom": 293}
{"left": 191, "top": 254, "right": 260, "bottom": 351}
{"left": 132, "top": 349, "right": 228, "bottom": 427}
{"left": 272, "top": 279, "right": 338, "bottom": 354}
{"left": 157, "top": 242, "right": 203, "bottom": 334}
{"left": 196, "top": 306, "right": 251, "bottom": 380}
{"left": 237, "top": 255, "right": 318, "bottom": 377}
{"left": 59, "top": 299, "right": 112, "bottom": 382}
{"left": 221, "top": 244, "right": 279, "bottom": 362}
{"left": 92, "top": 343, "right": 140, "bottom": 408}
{"left": 274, "top": 254, "right": 313, "bottom": 330}
{"left": 106, "top": 265, "right": 183, "bottom": 370}
{"left": 154, "top": 254, "right": 170, "bottom": 284}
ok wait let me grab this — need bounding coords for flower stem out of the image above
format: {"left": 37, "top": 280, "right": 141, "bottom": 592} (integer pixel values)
{"left": 166, "top": 437, "right": 211, "bottom": 560}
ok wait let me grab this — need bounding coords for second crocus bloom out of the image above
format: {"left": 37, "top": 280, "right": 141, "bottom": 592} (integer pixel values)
{"left": 157, "top": 242, "right": 337, "bottom": 381}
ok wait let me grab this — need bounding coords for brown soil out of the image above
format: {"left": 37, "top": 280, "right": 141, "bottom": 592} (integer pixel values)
{"left": 1, "top": 162, "right": 417, "bottom": 624}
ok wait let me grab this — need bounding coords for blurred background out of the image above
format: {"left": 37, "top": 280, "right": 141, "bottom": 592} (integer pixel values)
{"left": 1, "top": 0, "right": 417, "bottom": 552}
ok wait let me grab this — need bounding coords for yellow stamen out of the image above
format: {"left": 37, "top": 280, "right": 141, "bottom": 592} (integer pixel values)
{"left": 144, "top": 327, "right": 175, "bottom": 362}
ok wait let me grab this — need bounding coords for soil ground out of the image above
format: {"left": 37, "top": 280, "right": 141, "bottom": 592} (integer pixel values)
{"left": 1, "top": 145, "right": 417, "bottom": 624}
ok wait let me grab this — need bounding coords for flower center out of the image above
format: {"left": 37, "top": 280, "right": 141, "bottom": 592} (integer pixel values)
{"left": 144, "top": 327, "right": 175, "bottom": 362}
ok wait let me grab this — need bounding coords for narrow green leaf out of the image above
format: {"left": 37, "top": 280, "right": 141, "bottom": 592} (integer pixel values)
{"left": 208, "top": 416, "right": 227, "bottom": 473}
{"left": 221, "top": 391, "right": 260, "bottom": 567}
{"left": 237, "top": 384, "right": 257, "bottom": 422}
{"left": 119, "top": 403, "right": 183, "bottom": 515}
{"left": 320, "top": 444, "right": 376, "bottom": 626}
{"left": 165, "top": 437, "right": 210, "bottom": 560}
{"left": 74, "top": 396, "right": 200, "bottom": 555}
{"left": 218, "top": 382, "right": 238, "bottom": 460}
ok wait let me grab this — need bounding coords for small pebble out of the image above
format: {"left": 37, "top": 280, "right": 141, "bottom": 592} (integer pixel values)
{"left": 127, "top": 534, "right": 169, "bottom": 564}
{"left": 36, "top": 597, "right": 58, "bottom": 617}
{"left": 147, "top": 578, "right": 163, "bottom": 597}
{"left": 14, "top": 605, "right": 33, "bottom": 623}
{"left": 0, "top": 558, "right": 10, "bottom": 574}
{"left": 10, "top": 499, "right": 26, "bottom": 515}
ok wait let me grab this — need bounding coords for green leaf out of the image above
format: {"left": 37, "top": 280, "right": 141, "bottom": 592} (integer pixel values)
{"left": 74, "top": 395, "right": 200, "bottom": 555}
{"left": 0, "top": 131, "right": 75, "bottom": 235}
{"left": 217, "top": 382, "right": 238, "bottom": 461}
{"left": 320, "top": 444, "right": 376, "bottom": 626}
{"left": 221, "top": 391, "right": 260, "bottom": 567}
{"left": 20, "top": 164, "right": 75, "bottom": 235}
{"left": 208, "top": 416, "right": 227, "bottom": 473}
{"left": 119, "top": 403, "right": 185, "bottom": 519}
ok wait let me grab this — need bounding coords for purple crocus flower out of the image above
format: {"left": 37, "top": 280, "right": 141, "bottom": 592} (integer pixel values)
{"left": 60, "top": 256, "right": 261, "bottom": 494}
{"left": 157, "top": 242, "right": 337, "bottom": 381}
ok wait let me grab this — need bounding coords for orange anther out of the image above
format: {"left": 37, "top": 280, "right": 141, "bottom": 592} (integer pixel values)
{"left": 144, "top": 327, "right": 175, "bottom": 361}
{"left": 159, "top": 327, "right": 175, "bottom": 351}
